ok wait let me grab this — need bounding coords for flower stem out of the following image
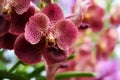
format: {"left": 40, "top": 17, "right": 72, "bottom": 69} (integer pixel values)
{"left": 44, "top": 0, "right": 54, "bottom": 4}
{"left": 46, "top": 63, "right": 62, "bottom": 80}
{"left": 40, "top": 0, "right": 45, "bottom": 8}
{"left": 8, "top": 61, "right": 21, "bottom": 72}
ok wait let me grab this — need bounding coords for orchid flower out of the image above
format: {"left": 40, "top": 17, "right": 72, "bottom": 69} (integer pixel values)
{"left": 14, "top": 3, "right": 78, "bottom": 65}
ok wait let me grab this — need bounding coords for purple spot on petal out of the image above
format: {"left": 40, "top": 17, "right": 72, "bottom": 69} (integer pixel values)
{"left": 78, "top": 23, "right": 89, "bottom": 30}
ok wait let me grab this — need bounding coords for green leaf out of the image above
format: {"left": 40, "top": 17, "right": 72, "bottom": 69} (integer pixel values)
{"left": 28, "top": 62, "right": 45, "bottom": 78}
{"left": 0, "top": 49, "right": 5, "bottom": 58}
{"left": 36, "top": 76, "right": 46, "bottom": 80}
{"left": 0, "top": 61, "right": 7, "bottom": 71}
{"left": 55, "top": 71, "right": 95, "bottom": 80}
{"left": 0, "top": 70, "right": 29, "bottom": 80}
{"left": 0, "top": 49, "right": 5, "bottom": 54}
{"left": 67, "top": 54, "right": 75, "bottom": 61}
{"left": 55, "top": 0, "right": 59, "bottom": 2}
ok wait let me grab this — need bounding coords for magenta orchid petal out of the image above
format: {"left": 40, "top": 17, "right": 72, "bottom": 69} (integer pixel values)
{"left": 11, "top": 0, "right": 30, "bottom": 14}
{"left": 89, "top": 19, "right": 103, "bottom": 32}
{"left": 25, "top": 22, "right": 42, "bottom": 44}
{"left": 83, "top": 3, "right": 104, "bottom": 32}
{"left": 14, "top": 34, "right": 46, "bottom": 64}
{"left": 43, "top": 46, "right": 67, "bottom": 65}
{"left": 9, "top": 6, "right": 35, "bottom": 35}
{"left": 0, "top": 14, "right": 10, "bottom": 37}
{"left": 41, "top": 3, "right": 64, "bottom": 21}
{"left": 55, "top": 19, "right": 78, "bottom": 50}
{"left": 0, "top": 33, "right": 17, "bottom": 50}
{"left": 28, "top": 13, "right": 49, "bottom": 31}
{"left": 25, "top": 13, "right": 49, "bottom": 44}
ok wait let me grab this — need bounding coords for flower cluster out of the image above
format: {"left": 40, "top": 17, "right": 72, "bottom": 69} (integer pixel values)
{"left": 56, "top": 0, "right": 120, "bottom": 80}
{"left": 0, "top": 0, "right": 35, "bottom": 49}
{"left": 0, "top": 0, "right": 120, "bottom": 80}
{"left": 0, "top": 0, "right": 78, "bottom": 65}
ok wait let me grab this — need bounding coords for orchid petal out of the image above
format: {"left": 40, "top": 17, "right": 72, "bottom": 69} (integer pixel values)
{"left": 11, "top": 0, "right": 30, "bottom": 14}
{"left": 0, "top": 14, "right": 10, "bottom": 37}
{"left": 14, "top": 34, "right": 46, "bottom": 64}
{"left": 43, "top": 46, "right": 67, "bottom": 65}
{"left": 55, "top": 19, "right": 78, "bottom": 50}
{"left": 9, "top": 6, "right": 35, "bottom": 35}
{"left": 25, "top": 13, "right": 49, "bottom": 44}
{"left": 0, "top": 33, "right": 17, "bottom": 50}
{"left": 41, "top": 3, "right": 64, "bottom": 21}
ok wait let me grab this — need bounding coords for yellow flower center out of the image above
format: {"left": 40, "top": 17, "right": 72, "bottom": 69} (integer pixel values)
{"left": 46, "top": 33, "right": 56, "bottom": 47}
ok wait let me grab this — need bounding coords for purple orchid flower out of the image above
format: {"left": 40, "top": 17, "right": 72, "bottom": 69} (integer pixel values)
{"left": 0, "top": 0, "right": 34, "bottom": 35}
{"left": 0, "top": 5, "right": 35, "bottom": 50}
{"left": 9, "top": 5, "right": 35, "bottom": 35}
{"left": 0, "top": 0, "right": 35, "bottom": 49}
{"left": 14, "top": 3, "right": 78, "bottom": 65}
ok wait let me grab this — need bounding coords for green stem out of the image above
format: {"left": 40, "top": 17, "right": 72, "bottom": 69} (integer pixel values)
{"left": 8, "top": 61, "right": 21, "bottom": 72}
{"left": 0, "top": 49, "right": 5, "bottom": 54}
{"left": 0, "top": 70, "right": 29, "bottom": 80}
{"left": 55, "top": 72, "right": 95, "bottom": 80}
{"left": 105, "top": 0, "right": 113, "bottom": 13}
{"left": 28, "top": 62, "right": 45, "bottom": 78}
